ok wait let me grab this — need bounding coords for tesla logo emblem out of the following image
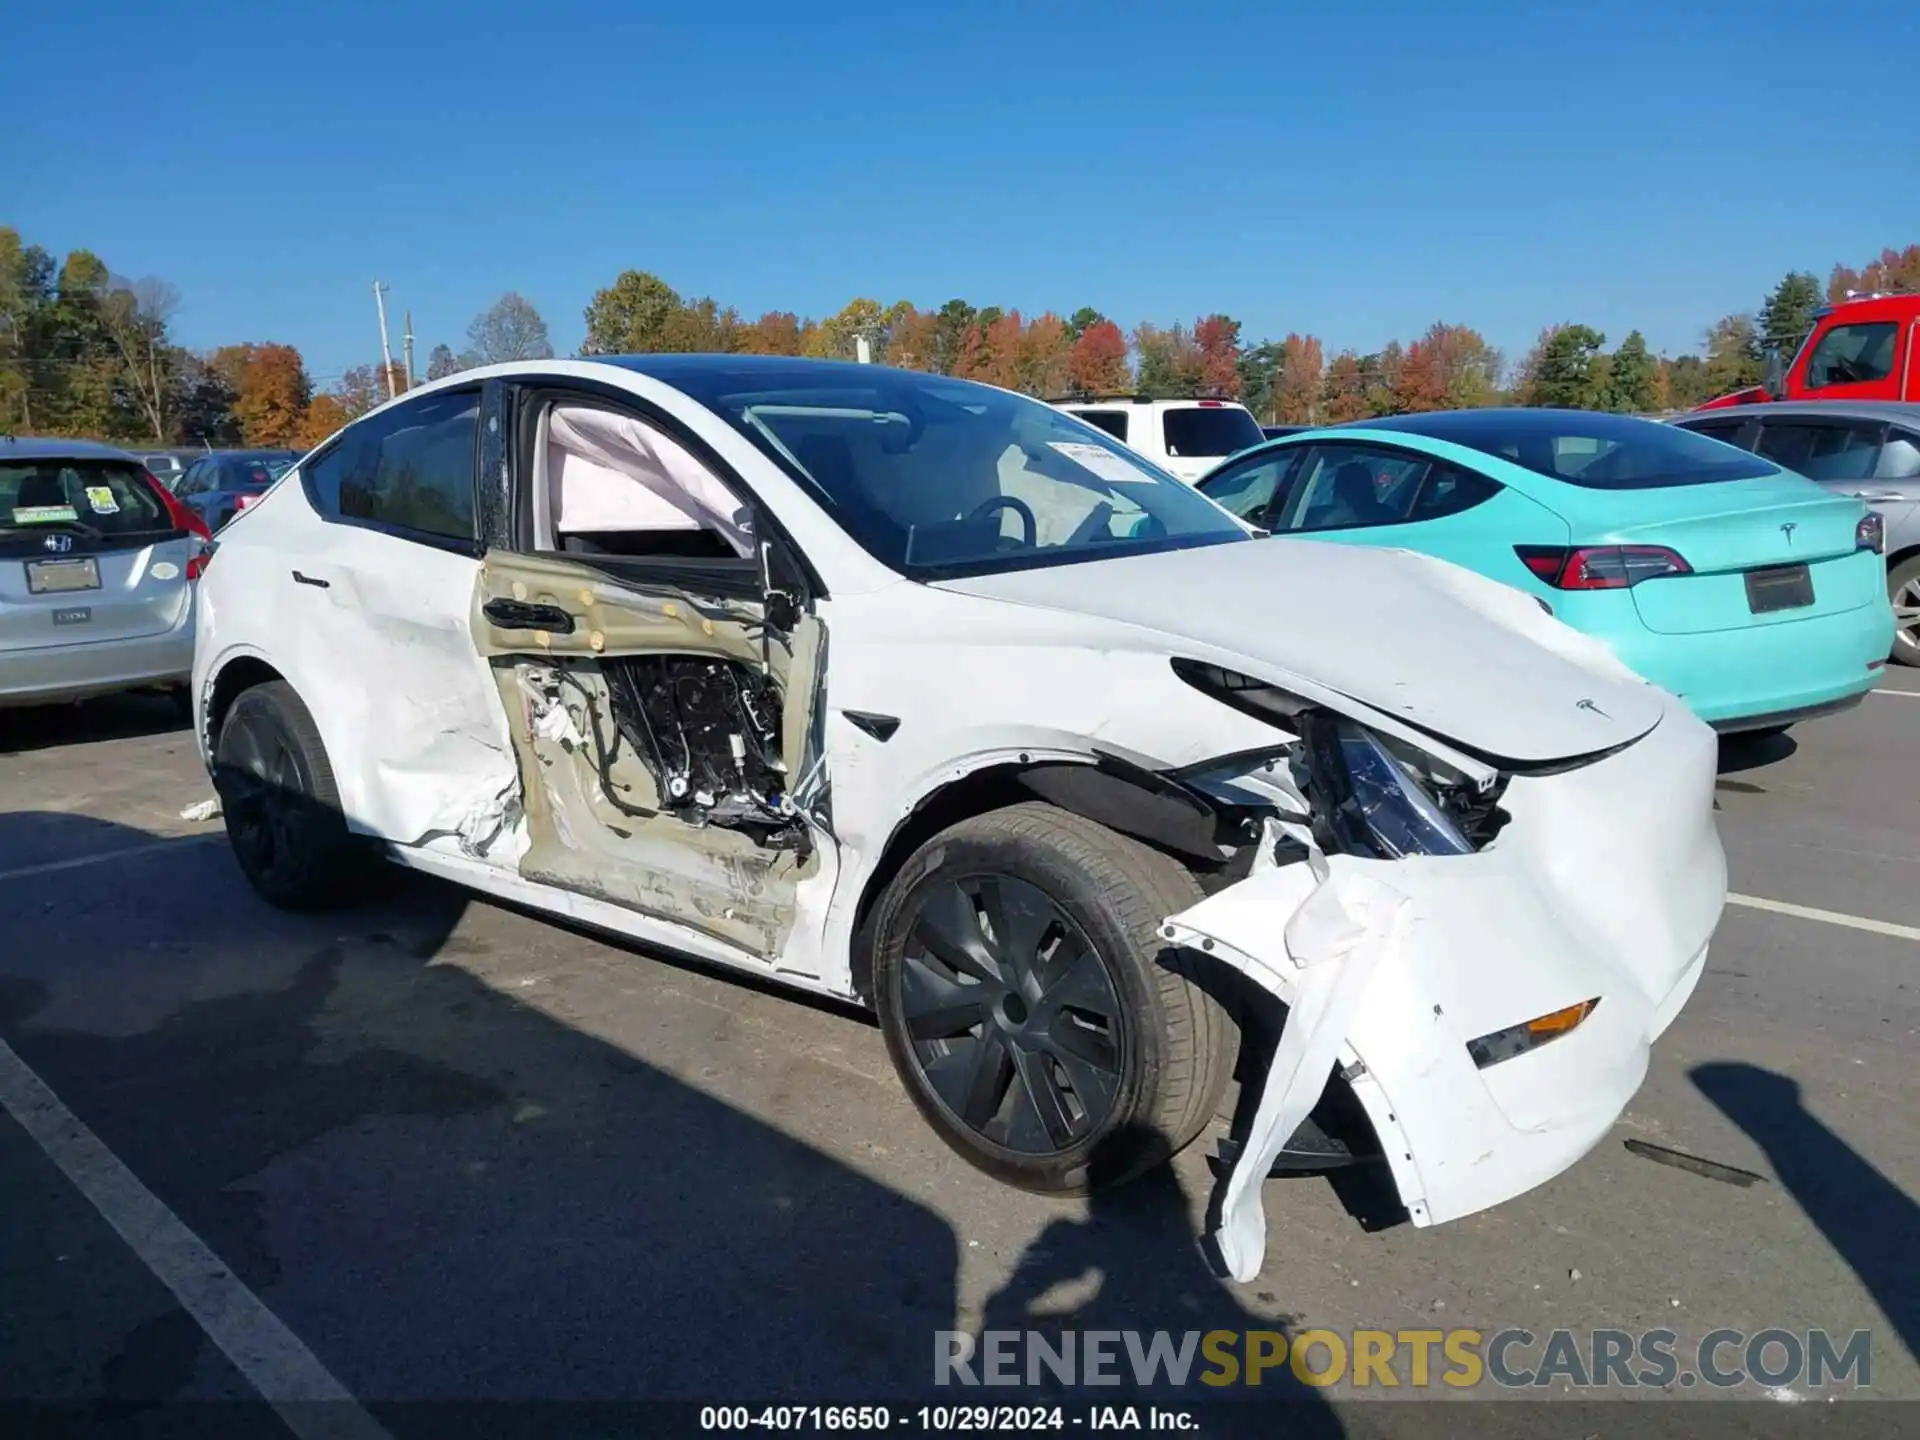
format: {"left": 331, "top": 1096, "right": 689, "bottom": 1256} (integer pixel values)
{"left": 1577, "top": 698, "right": 1609, "bottom": 718}
{"left": 42, "top": 533, "right": 72, "bottom": 553}
{"left": 1780, "top": 523, "right": 1798, "bottom": 543}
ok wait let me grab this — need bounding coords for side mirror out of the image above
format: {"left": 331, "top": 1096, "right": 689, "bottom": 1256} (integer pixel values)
{"left": 1763, "top": 347, "right": 1786, "bottom": 401}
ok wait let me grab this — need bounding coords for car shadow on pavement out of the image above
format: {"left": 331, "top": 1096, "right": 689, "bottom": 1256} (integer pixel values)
{"left": 1693, "top": 1061, "right": 1917, "bottom": 1361}
{"left": 0, "top": 809, "right": 1347, "bottom": 1435}
{"left": 0, "top": 810, "right": 965, "bottom": 1423}
{"left": 977, "top": 1126, "right": 1342, "bottom": 1436}
{"left": 1715, "top": 730, "right": 1798, "bottom": 778}
{"left": 0, "top": 692, "right": 189, "bottom": 755}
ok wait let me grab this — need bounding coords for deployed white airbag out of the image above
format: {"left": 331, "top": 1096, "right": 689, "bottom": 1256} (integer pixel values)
{"left": 546, "top": 405, "right": 755, "bottom": 556}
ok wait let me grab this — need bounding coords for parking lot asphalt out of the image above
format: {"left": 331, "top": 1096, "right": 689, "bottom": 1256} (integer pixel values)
{"left": 0, "top": 678, "right": 1915, "bottom": 1435}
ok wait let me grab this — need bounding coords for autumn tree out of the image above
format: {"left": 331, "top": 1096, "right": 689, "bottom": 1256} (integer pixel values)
{"left": 425, "top": 344, "right": 461, "bottom": 380}
{"left": 466, "top": 292, "right": 553, "bottom": 362}
{"left": 1397, "top": 322, "right": 1500, "bottom": 412}
{"left": 954, "top": 309, "right": 1025, "bottom": 389}
{"left": 1604, "top": 331, "right": 1660, "bottom": 413}
{"left": 230, "top": 343, "right": 311, "bottom": 446}
{"left": 1828, "top": 244, "right": 1920, "bottom": 301}
{"left": 1272, "top": 333, "right": 1324, "bottom": 423}
{"left": 1320, "top": 350, "right": 1369, "bottom": 422}
{"left": 1133, "top": 323, "right": 1201, "bottom": 398}
{"left": 1757, "top": 272, "right": 1823, "bottom": 361}
{"left": 1192, "top": 314, "right": 1243, "bottom": 398}
{"left": 660, "top": 296, "right": 742, "bottom": 353}
{"left": 808, "top": 298, "right": 891, "bottom": 362}
{"left": 1363, "top": 343, "right": 1405, "bottom": 416}
{"left": 1066, "top": 318, "right": 1131, "bottom": 394}
{"left": 1015, "top": 313, "right": 1072, "bottom": 396}
{"left": 582, "top": 270, "right": 683, "bottom": 354}
{"left": 737, "top": 311, "right": 808, "bottom": 356}
{"left": 296, "top": 393, "right": 351, "bottom": 450}
{"left": 885, "top": 306, "right": 941, "bottom": 371}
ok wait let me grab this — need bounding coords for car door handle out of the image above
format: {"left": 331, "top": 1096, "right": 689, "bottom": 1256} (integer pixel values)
{"left": 482, "top": 598, "right": 575, "bottom": 633}
{"left": 1850, "top": 490, "right": 1906, "bottom": 502}
{"left": 290, "top": 570, "right": 330, "bottom": 589}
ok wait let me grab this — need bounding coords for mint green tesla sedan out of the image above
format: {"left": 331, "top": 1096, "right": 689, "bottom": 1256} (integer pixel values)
{"left": 1195, "top": 409, "right": 1895, "bottom": 735}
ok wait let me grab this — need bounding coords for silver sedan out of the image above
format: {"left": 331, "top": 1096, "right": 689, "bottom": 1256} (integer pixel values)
{"left": 1, "top": 436, "right": 209, "bottom": 708}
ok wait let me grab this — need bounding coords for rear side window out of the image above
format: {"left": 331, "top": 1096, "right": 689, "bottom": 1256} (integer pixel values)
{"left": 1364, "top": 411, "right": 1776, "bottom": 489}
{"left": 1162, "top": 405, "right": 1264, "bottom": 459}
{"left": 1881, "top": 429, "right": 1920, "bottom": 479}
{"left": 1075, "top": 409, "right": 1129, "bottom": 442}
{"left": 306, "top": 389, "right": 480, "bottom": 542}
{"left": 1804, "top": 323, "right": 1898, "bottom": 390}
{"left": 1677, "top": 418, "right": 1752, "bottom": 447}
{"left": 1409, "top": 463, "right": 1500, "bottom": 520}
{"left": 1755, "top": 421, "right": 1882, "bottom": 482}
{"left": 0, "top": 459, "right": 171, "bottom": 535}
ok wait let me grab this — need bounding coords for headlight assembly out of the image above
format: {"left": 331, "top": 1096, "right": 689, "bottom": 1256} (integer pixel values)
{"left": 1294, "top": 712, "right": 1475, "bottom": 858}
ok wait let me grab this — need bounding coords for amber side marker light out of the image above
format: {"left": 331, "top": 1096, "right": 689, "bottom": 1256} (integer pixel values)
{"left": 1467, "top": 998, "right": 1600, "bottom": 1069}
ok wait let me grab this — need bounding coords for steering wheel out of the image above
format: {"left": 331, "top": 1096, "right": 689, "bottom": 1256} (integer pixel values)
{"left": 968, "top": 495, "right": 1037, "bottom": 548}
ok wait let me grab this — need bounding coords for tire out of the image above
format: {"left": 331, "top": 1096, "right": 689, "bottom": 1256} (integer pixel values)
{"left": 1889, "top": 554, "right": 1920, "bottom": 668}
{"left": 869, "top": 801, "right": 1237, "bottom": 1195}
{"left": 212, "top": 680, "right": 373, "bottom": 910}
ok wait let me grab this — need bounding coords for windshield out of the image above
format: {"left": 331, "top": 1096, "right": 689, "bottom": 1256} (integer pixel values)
{"left": 656, "top": 363, "right": 1248, "bottom": 576}
{"left": 1358, "top": 410, "right": 1778, "bottom": 490}
{"left": 1162, "top": 405, "right": 1264, "bottom": 459}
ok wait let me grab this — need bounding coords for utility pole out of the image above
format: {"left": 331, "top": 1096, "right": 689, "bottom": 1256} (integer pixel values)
{"left": 373, "top": 281, "right": 396, "bottom": 400}
{"left": 403, "top": 310, "right": 416, "bottom": 390}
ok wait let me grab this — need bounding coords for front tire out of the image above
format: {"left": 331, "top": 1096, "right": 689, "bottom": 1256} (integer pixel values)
{"left": 213, "top": 680, "right": 373, "bottom": 910}
{"left": 1889, "top": 554, "right": 1920, "bottom": 668}
{"left": 869, "top": 802, "right": 1237, "bottom": 1195}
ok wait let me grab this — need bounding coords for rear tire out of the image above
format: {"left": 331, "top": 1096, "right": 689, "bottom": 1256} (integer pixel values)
{"left": 1889, "top": 554, "right": 1920, "bottom": 668}
{"left": 213, "top": 680, "right": 374, "bottom": 910}
{"left": 869, "top": 801, "right": 1237, "bottom": 1196}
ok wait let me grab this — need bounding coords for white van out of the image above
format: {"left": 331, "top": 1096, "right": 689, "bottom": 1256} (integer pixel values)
{"left": 1050, "top": 395, "right": 1267, "bottom": 484}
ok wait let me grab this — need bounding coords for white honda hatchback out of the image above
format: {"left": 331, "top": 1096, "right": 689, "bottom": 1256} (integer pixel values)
{"left": 192, "top": 357, "right": 1726, "bottom": 1279}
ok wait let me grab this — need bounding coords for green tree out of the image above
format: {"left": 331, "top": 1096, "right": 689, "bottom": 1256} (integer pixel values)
{"left": 1133, "top": 323, "right": 1200, "bottom": 398}
{"left": 1703, "top": 313, "right": 1764, "bottom": 398}
{"left": 931, "top": 299, "right": 978, "bottom": 375}
{"left": 582, "top": 270, "right": 683, "bottom": 354}
{"left": 1757, "top": 271, "right": 1823, "bottom": 363}
{"left": 1604, "top": 331, "right": 1659, "bottom": 413}
{"left": 1236, "top": 339, "right": 1286, "bottom": 422}
{"left": 1663, "top": 354, "right": 1713, "bottom": 410}
{"left": 1525, "top": 324, "right": 1606, "bottom": 408}
{"left": 1063, "top": 307, "right": 1104, "bottom": 345}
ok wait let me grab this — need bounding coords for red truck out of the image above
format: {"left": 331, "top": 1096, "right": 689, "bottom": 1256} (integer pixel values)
{"left": 1696, "top": 291, "right": 1919, "bottom": 409}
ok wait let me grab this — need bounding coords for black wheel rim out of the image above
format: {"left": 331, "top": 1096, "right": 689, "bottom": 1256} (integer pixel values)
{"left": 219, "top": 710, "right": 307, "bottom": 883}
{"left": 896, "top": 874, "right": 1126, "bottom": 1155}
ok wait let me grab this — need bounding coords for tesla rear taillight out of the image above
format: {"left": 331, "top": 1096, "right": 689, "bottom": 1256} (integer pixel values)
{"left": 236, "top": 493, "right": 261, "bottom": 510}
{"left": 1856, "top": 513, "right": 1884, "bottom": 554}
{"left": 1514, "top": 545, "right": 1691, "bottom": 590}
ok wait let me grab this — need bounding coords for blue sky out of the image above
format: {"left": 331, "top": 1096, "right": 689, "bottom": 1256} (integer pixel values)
{"left": 6, "top": 0, "right": 1916, "bottom": 385}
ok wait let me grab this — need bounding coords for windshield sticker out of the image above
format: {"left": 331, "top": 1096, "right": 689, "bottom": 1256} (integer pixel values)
{"left": 12, "top": 504, "right": 80, "bottom": 525}
{"left": 84, "top": 485, "right": 121, "bottom": 515}
{"left": 1048, "top": 441, "right": 1153, "bottom": 485}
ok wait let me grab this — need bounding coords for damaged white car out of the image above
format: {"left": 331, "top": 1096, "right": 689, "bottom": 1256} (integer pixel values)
{"left": 191, "top": 356, "right": 1726, "bottom": 1280}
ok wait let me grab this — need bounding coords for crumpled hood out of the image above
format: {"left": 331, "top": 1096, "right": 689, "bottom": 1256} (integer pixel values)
{"left": 936, "top": 537, "right": 1669, "bottom": 763}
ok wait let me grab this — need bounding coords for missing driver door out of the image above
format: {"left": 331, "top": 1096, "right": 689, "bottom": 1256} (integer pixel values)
{"left": 473, "top": 392, "right": 830, "bottom": 961}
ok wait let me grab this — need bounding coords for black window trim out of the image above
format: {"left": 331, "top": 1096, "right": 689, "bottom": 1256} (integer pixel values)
{"left": 500, "top": 375, "right": 829, "bottom": 606}
{"left": 298, "top": 384, "right": 487, "bottom": 558}
{"left": 1672, "top": 414, "right": 1760, "bottom": 451}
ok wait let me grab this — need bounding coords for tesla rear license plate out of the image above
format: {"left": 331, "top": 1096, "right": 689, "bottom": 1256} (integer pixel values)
{"left": 1745, "top": 563, "right": 1813, "bottom": 614}
{"left": 25, "top": 557, "right": 101, "bottom": 594}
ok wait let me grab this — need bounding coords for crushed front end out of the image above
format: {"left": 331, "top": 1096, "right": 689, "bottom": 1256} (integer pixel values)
{"left": 1157, "top": 663, "right": 1726, "bottom": 1281}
